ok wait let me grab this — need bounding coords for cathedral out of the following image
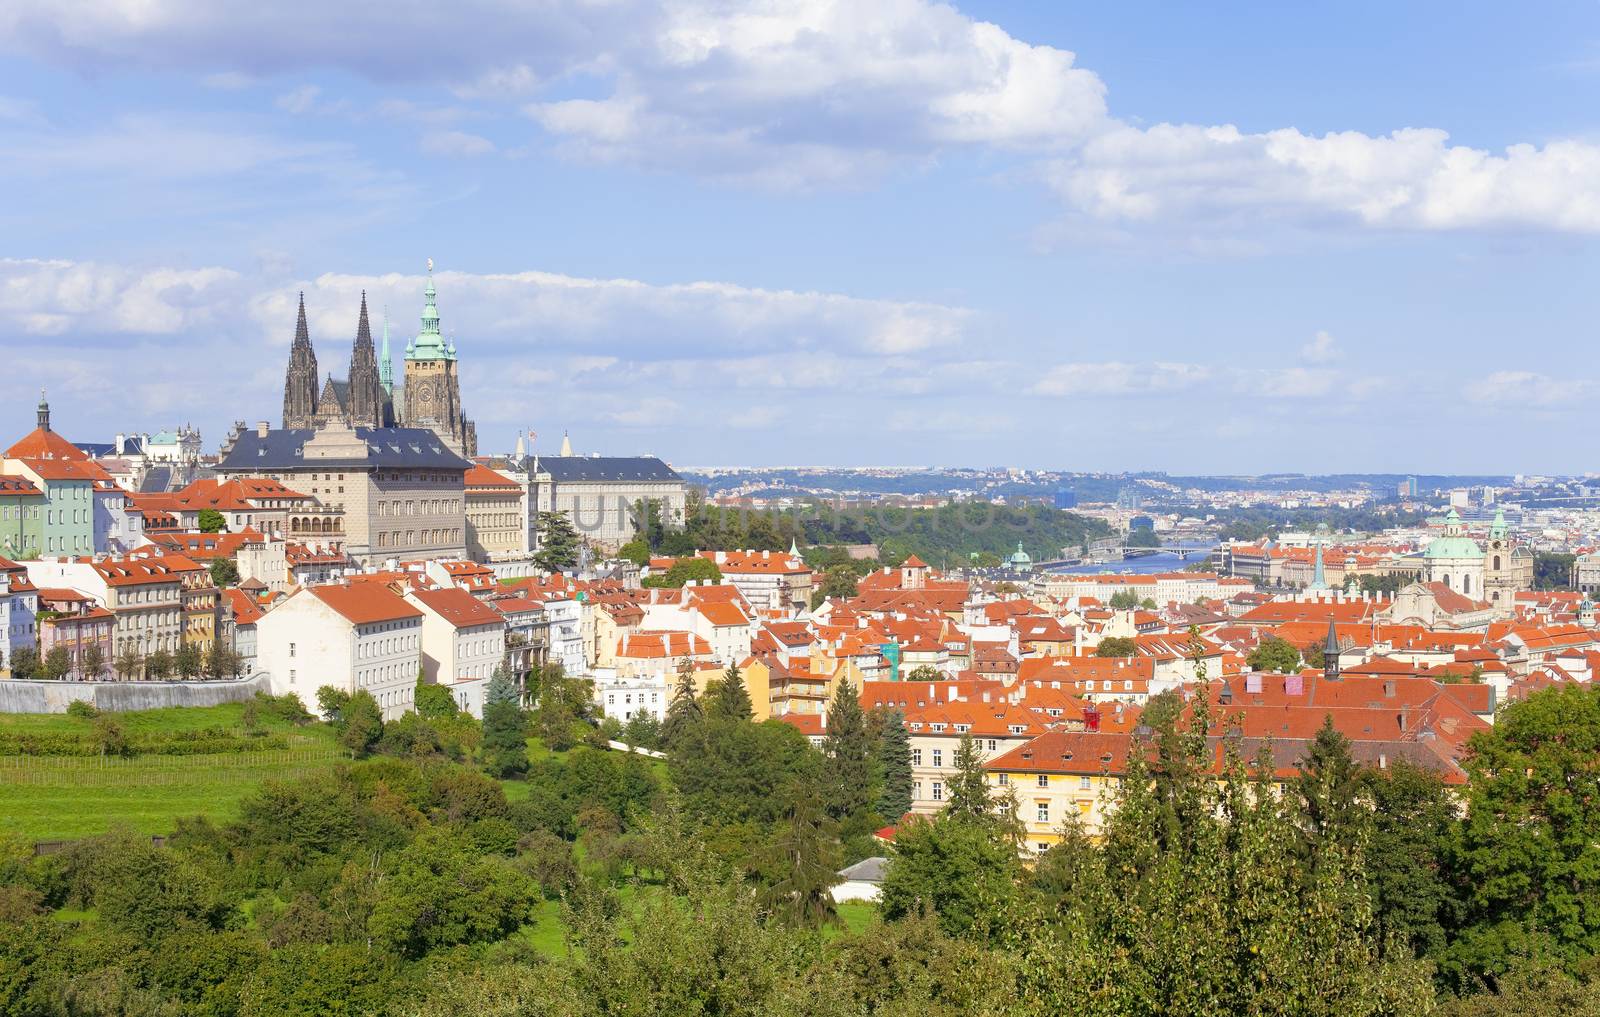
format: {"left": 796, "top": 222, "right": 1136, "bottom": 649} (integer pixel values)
{"left": 281, "top": 269, "right": 476, "bottom": 456}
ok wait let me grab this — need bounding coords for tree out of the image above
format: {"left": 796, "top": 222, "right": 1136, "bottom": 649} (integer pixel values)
{"left": 206, "top": 641, "right": 241, "bottom": 679}
{"left": 641, "top": 556, "right": 721, "bottom": 589}
{"left": 8, "top": 646, "right": 38, "bottom": 679}
{"left": 1296, "top": 716, "right": 1367, "bottom": 861}
{"left": 1095, "top": 636, "right": 1136, "bottom": 658}
{"left": 704, "top": 663, "right": 753, "bottom": 722}
{"left": 316, "top": 686, "right": 351, "bottom": 724}
{"left": 1534, "top": 552, "right": 1577, "bottom": 591}
{"left": 339, "top": 690, "right": 383, "bottom": 758}
{"left": 532, "top": 511, "right": 581, "bottom": 572}
{"left": 879, "top": 815, "right": 1021, "bottom": 938}
{"left": 1126, "top": 525, "right": 1161, "bottom": 548}
{"left": 175, "top": 642, "right": 204, "bottom": 680}
{"left": 620, "top": 711, "right": 663, "bottom": 751}
{"left": 1447, "top": 685, "right": 1600, "bottom": 987}
{"left": 1248, "top": 634, "right": 1302, "bottom": 674}
{"left": 757, "top": 778, "right": 842, "bottom": 928}
{"left": 906, "top": 664, "right": 941, "bottom": 682}
{"left": 874, "top": 707, "right": 913, "bottom": 823}
{"left": 482, "top": 667, "right": 528, "bottom": 778}
{"left": 812, "top": 565, "right": 859, "bottom": 607}
{"left": 40, "top": 645, "right": 71, "bottom": 681}
{"left": 114, "top": 647, "right": 142, "bottom": 681}
{"left": 821, "top": 678, "right": 880, "bottom": 848}
{"left": 942, "top": 734, "right": 993, "bottom": 824}
{"left": 1108, "top": 589, "right": 1143, "bottom": 610}
{"left": 660, "top": 663, "right": 705, "bottom": 751}
{"left": 197, "top": 508, "right": 227, "bottom": 533}
{"left": 145, "top": 648, "right": 174, "bottom": 680}
{"left": 414, "top": 669, "right": 459, "bottom": 721}
{"left": 209, "top": 558, "right": 240, "bottom": 588}
{"left": 80, "top": 644, "right": 106, "bottom": 681}
{"left": 1366, "top": 760, "right": 1455, "bottom": 962}
{"left": 617, "top": 538, "right": 651, "bottom": 567}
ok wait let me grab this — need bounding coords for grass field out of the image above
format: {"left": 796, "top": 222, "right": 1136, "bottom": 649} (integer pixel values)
{"left": 0, "top": 702, "right": 342, "bottom": 842}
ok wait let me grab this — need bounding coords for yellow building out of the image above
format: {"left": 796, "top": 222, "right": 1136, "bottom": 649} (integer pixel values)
{"left": 985, "top": 730, "right": 1132, "bottom": 856}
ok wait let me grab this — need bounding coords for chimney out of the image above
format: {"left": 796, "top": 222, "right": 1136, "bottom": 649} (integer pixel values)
{"left": 1399, "top": 705, "right": 1411, "bottom": 732}
{"left": 256, "top": 421, "right": 270, "bottom": 438}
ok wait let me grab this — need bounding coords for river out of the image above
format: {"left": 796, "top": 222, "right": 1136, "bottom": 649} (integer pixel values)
{"left": 1046, "top": 545, "right": 1219, "bottom": 575}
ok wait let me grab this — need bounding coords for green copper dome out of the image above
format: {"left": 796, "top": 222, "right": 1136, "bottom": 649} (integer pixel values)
{"left": 1424, "top": 535, "right": 1483, "bottom": 560}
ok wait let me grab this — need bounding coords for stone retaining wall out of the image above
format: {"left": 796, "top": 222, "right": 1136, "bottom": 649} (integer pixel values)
{"left": 0, "top": 675, "right": 270, "bottom": 714}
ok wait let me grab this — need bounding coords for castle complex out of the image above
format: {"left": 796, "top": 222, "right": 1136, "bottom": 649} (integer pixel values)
{"left": 282, "top": 266, "right": 476, "bottom": 456}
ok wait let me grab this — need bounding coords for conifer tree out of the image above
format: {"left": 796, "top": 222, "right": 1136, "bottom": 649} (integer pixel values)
{"left": 532, "top": 511, "right": 581, "bottom": 572}
{"left": 660, "top": 660, "right": 705, "bottom": 751}
{"left": 705, "top": 662, "right": 753, "bottom": 722}
{"left": 942, "top": 734, "right": 993, "bottom": 824}
{"left": 874, "top": 707, "right": 913, "bottom": 822}
{"left": 482, "top": 666, "right": 528, "bottom": 777}
{"left": 757, "top": 778, "right": 842, "bottom": 928}
{"left": 821, "top": 678, "right": 879, "bottom": 842}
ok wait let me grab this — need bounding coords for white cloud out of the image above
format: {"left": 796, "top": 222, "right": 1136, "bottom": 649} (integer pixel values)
{"left": 1301, "top": 330, "right": 1340, "bottom": 363}
{"left": 1045, "top": 124, "right": 1600, "bottom": 234}
{"left": 1030, "top": 361, "right": 1211, "bottom": 397}
{"left": 0, "top": 258, "right": 242, "bottom": 335}
{"left": 274, "top": 84, "right": 321, "bottom": 114}
{"left": 1465, "top": 371, "right": 1594, "bottom": 407}
{"left": 420, "top": 130, "right": 496, "bottom": 157}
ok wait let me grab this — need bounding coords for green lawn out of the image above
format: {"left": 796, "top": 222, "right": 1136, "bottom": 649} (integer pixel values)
{"left": 0, "top": 703, "right": 343, "bottom": 842}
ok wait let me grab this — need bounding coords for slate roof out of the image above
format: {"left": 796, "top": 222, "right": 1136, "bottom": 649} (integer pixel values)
{"left": 525, "top": 455, "right": 680, "bottom": 483}
{"left": 837, "top": 857, "right": 889, "bottom": 883}
{"left": 219, "top": 428, "right": 472, "bottom": 471}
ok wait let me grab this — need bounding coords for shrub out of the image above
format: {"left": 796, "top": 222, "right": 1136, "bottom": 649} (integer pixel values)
{"left": 65, "top": 699, "right": 99, "bottom": 720}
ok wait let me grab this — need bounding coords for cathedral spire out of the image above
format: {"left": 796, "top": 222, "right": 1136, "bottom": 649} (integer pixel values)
{"left": 293, "top": 291, "right": 311, "bottom": 349}
{"left": 347, "top": 290, "right": 385, "bottom": 429}
{"left": 283, "top": 291, "right": 320, "bottom": 428}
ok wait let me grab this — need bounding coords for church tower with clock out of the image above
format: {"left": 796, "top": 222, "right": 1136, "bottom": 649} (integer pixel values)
{"left": 403, "top": 262, "right": 477, "bottom": 456}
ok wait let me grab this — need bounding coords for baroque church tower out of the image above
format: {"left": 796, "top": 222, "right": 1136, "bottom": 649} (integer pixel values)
{"left": 282, "top": 293, "right": 320, "bottom": 429}
{"left": 403, "top": 263, "right": 476, "bottom": 456}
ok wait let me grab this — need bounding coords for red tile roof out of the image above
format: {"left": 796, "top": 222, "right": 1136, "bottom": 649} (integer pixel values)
{"left": 308, "top": 583, "right": 423, "bottom": 625}
{"left": 410, "top": 586, "right": 504, "bottom": 628}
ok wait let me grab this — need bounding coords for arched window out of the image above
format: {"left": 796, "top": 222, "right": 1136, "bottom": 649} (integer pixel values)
{"left": 1493, "top": 555, "right": 1501, "bottom": 571}
{"left": 1462, "top": 574, "right": 1472, "bottom": 595}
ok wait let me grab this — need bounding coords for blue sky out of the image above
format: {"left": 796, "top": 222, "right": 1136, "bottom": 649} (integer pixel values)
{"left": 2, "top": 1, "right": 1597, "bottom": 473}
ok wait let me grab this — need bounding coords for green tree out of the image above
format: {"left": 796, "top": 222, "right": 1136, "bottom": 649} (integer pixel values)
{"left": 209, "top": 557, "right": 240, "bottom": 587}
{"left": 482, "top": 666, "right": 528, "bottom": 778}
{"left": 366, "top": 829, "right": 538, "bottom": 958}
{"left": 756, "top": 778, "right": 842, "bottom": 928}
{"left": 874, "top": 707, "right": 913, "bottom": 822}
{"left": 704, "top": 662, "right": 753, "bottom": 722}
{"left": 1095, "top": 636, "right": 1136, "bottom": 658}
{"left": 174, "top": 642, "right": 203, "bottom": 680}
{"left": 1447, "top": 685, "right": 1600, "bottom": 987}
{"left": 1296, "top": 715, "right": 1367, "bottom": 860}
{"left": 1366, "top": 760, "right": 1455, "bottom": 962}
{"left": 40, "top": 645, "right": 71, "bottom": 680}
{"left": 619, "top": 710, "right": 663, "bottom": 750}
{"left": 1126, "top": 525, "right": 1161, "bottom": 548}
{"left": 205, "top": 640, "right": 241, "bottom": 679}
{"left": 197, "top": 508, "right": 227, "bottom": 533}
{"left": 80, "top": 643, "right": 106, "bottom": 680}
{"left": 879, "top": 814, "right": 1021, "bottom": 938}
{"left": 906, "top": 664, "right": 941, "bottom": 682}
{"left": 532, "top": 511, "right": 581, "bottom": 573}
{"left": 316, "top": 685, "right": 350, "bottom": 724}
{"left": 660, "top": 662, "right": 705, "bottom": 751}
{"left": 1248, "top": 634, "right": 1302, "bottom": 674}
{"left": 1108, "top": 588, "right": 1143, "bottom": 610}
{"left": 114, "top": 647, "right": 142, "bottom": 681}
{"left": 942, "top": 734, "right": 998, "bottom": 826}
{"left": 339, "top": 690, "right": 383, "bottom": 758}
{"left": 8, "top": 646, "right": 38, "bottom": 679}
{"left": 641, "top": 556, "right": 722, "bottom": 589}
{"left": 617, "top": 538, "right": 651, "bottom": 566}
{"left": 821, "top": 678, "right": 880, "bottom": 848}
{"left": 144, "top": 648, "right": 174, "bottom": 680}
{"left": 1533, "top": 552, "right": 1577, "bottom": 591}
{"left": 414, "top": 669, "right": 460, "bottom": 720}
{"left": 812, "top": 564, "right": 859, "bottom": 608}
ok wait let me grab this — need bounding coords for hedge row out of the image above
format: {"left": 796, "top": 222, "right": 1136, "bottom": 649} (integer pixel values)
{"left": 0, "top": 730, "right": 290, "bottom": 758}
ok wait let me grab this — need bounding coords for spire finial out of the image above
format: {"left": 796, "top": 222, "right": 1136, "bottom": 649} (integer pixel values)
{"left": 36, "top": 389, "right": 49, "bottom": 432}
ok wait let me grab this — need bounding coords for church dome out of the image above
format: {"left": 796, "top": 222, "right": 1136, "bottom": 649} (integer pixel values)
{"left": 1008, "top": 541, "right": 1032, "bottom": 568}
{"left": 1424, "top": 534, "right": 1483, "bottom": 560}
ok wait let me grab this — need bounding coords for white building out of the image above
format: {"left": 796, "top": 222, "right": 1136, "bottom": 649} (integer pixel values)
{"left": 694, "top": 550, "right": 813, "bottom": 614}
{"left": 406, "top": 586, "right": 506, "bottom": 718}
{"left": 544, "top": 597, "right": 587, "bottom": 676}
{"left": 525, "top": 452, "right": 686, "bottom": 552}
{"left": 257, "top": 583, "right": 422, "bottom": 720}
{"left": 591, "top": 666, "right": 669, "bottom": 722}
{"left": 0, "top": 560, "right": 39, "bottom": 673}
{"left": 92, "top": 482, "right": 146, "bottom": 554}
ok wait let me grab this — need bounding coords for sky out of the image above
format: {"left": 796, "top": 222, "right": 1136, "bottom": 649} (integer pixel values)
{"left": 2, "top": 1, "right": 1598, "bottom": 474}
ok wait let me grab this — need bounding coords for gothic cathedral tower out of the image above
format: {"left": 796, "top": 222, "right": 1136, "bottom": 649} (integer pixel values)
{"left": 402, "top": 264, "right": 476, "bottom": 455}
{"left": 282, "top": 293, "right": 320, "bottom": 429}
{"left": 346, "top": 292, "right": 387, "bottom": 428}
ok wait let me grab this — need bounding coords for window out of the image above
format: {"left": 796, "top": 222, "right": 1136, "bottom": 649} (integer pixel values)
{"left": 1036, "top": 802, "right": 1049, "bottom": 823}
{"left": 911, "top": 748, "right": 922, "bottom": 766}
{"left": 1037, "top": 774, "right": 1048, "bottom": 787}
{"left": 997, "top": 772, "right": 1009, "bottom": 786}
{"left": 931, "top": 749, "right": 942, "bottom": 768}
{"left": 289, "top": 642, "right": 296, "bottom": 658}
{"left": 931, "top": 781, "right": 943, "bottom": 802}
{"left": 913, "top": 781, "right": 922, "bottom": 799}
{"left": 987, "top": 738, "right": 997, "bottom": 751}
{"left": 1079, "top": 776, "right": 1091, "bottom": 790}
